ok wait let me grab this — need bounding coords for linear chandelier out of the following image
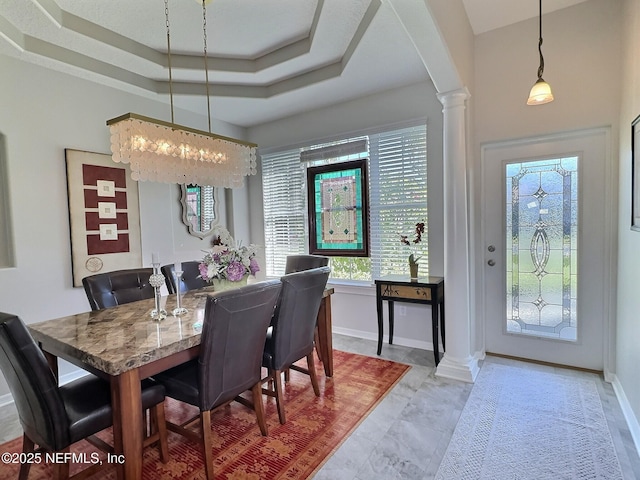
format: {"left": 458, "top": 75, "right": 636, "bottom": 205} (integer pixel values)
{"left": 107, "top": 0, "right": 257, "bottom": 188}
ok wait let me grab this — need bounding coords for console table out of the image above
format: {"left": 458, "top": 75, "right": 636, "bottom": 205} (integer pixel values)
{"left": 375, "top": 275, "right": 445, "bottom": 365}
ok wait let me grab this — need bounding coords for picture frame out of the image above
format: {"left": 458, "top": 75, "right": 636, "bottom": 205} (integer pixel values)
{"left": 65, "top": 149, "right": 142, "bottom": 286}
{"left": 306, "top": 159, "right": 369, "bottom": 257}
{"left": 633, "top": 115, "right": 640, "bottom": 231}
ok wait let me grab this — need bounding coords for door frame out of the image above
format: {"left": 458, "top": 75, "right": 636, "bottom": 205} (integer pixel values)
{"left": 478, "top": 128, "right": 616, "bottom": 376}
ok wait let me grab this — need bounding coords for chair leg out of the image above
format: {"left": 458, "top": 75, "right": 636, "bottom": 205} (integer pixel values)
{"left": 200, "top": 410, "right": 215, "bottom": 480}
{"left": 18, "top": 434, "right": 35, "bottom": 480}
{"left": 153, "top": 403, "right": 170, "bottom": 463}
{"left": 52, "top": 447, "right": 71, "bottom": 480}
{"left": 314, "top": 325, "right": 322, "bottom": 362}
{"left": 273, "top": 369, "right": 286, "bottom": 424}
{"left": 251, "top": 382, "right": 268, "bottom": 436}
{"left": 307, "top": 352, "right": 320, "bottom": 396}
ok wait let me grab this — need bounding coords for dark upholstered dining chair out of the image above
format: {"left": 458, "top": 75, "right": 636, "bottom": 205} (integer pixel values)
{"left": 284, "top": 254, "right": 330, "bottom": 363}
{"left": 262, "top": 266, "right": 331, "bottom": 424}
{"left": 82, "top": 268, "right": 154, "bottom": 311}
{"left": 161, "top": 261, "right": 208, "bottom": 294}
{"left": 0, "top": 312, "right": 169, "bottom": 480}
{"left": 284, "top": 254, "right": 329, "bottom": 274}
{"left": 152, "top": 280, "right": 282, "bottom": 480}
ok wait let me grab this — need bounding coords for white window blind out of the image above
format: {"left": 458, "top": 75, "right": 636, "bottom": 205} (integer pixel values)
{"left": 369, "top": 125, "right": 428, "bottom": 279}
{"left": 261, "top": 149, "right": 307, "bottom": 275}
{"left": 261, "top": 123, "right": 427, "bottom": 280}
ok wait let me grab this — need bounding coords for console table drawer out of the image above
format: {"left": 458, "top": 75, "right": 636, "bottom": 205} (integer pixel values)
{"left": 380, "top": 284, "right": 432, "bottom": 301}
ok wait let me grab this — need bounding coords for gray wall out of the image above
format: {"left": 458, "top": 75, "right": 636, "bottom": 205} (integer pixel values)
{"left": 616, "top": 0, "right": 640, "bottom": 446}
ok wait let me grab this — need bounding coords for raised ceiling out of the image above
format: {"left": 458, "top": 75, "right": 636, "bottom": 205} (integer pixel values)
{"left": 0, "top": 0, "right": 589, "bottom": 127}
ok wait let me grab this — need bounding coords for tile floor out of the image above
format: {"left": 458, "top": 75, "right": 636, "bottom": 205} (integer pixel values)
{"left": 315, "top": 335, "right": 640, "bottom": 480}
{"left": 1, "top": 334, "right": 639, "bottom": 479}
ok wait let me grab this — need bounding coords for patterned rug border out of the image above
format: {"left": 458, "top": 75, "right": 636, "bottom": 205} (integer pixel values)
{"left": 307, "top": 353, "right": 410, "bottom": 478}
{"left": 435, "top": 362, "right": 624, "bottom": 480}
{"left": 0, "top": 350, "right": 411, "bottom": 480}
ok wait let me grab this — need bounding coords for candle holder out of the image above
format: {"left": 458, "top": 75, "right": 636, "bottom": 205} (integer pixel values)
{"left": 172, "top": 269, "right": 188, "bottom": 316}
{"left": 149, "top": 263, "right": 167, "bottom": 321}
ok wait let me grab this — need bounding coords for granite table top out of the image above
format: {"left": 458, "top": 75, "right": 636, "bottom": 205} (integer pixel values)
{"left": 28, "top": 289, "right": 213, "bottom": 376}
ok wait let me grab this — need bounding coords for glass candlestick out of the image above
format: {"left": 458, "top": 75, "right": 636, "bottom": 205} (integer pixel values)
{"left": 149, "top": 263, "right": 167, "bottom": 321}
{"left": 172, "top": 270, "right": 188, "bottom": 316}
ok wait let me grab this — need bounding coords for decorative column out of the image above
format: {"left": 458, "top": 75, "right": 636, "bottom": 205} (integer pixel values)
{"left": 435, "top": 88, "right": 479, "bottom": 383}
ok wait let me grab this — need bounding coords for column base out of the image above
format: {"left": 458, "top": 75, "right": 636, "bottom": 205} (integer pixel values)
{"left": 435, "top": 353, "right": 479, "bottom": 383}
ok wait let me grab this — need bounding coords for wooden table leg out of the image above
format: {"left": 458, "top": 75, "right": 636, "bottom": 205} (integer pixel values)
{"left": 111, "top": 370, "right": 143, "bottom": 480}
{"left": 42, "top": 349, "right": 59, "bottom": 381}
{"left": 316, "top": 295, "right": 334, "bottom": 377}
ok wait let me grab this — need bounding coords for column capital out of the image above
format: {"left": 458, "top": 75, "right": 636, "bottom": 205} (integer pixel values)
{"left": 437, "top": 87, "right": 471, "bottom": 108}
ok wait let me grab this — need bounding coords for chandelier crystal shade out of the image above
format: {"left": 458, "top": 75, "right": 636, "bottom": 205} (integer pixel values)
{"left": 107, "top": 0, "right": 257, "bottom": 188}
{"left": 107, "top": 113, "right": 257, "bottom": 188}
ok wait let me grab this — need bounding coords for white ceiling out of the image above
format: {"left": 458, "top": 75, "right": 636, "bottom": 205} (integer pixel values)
{"left": 462, "top": 0, "right": 589, "bottom": 35}
{"left": 0, "top": 0, "right": 589, "bottom": 128}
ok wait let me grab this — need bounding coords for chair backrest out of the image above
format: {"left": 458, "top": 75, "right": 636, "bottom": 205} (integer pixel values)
{"left": 270, "top": 266, "right": 330, "bottom": 370}
{"left": 82, "top": 268, "right": 154, "bottom": 311}
{"left": 197, "top": 280, "right": 282, "bottom": 411}
{"left": 0, "top": 313, "right": 70, "bottom": 451}
{"left": 284, "top": 254, "right": 329, "bottom": 274}
{"left": 161, "top": 261, "right": 208, "bottom": 294}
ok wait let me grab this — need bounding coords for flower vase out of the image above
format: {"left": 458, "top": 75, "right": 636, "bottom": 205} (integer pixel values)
{"left": 211, "top": 275, "right": 249, "bottom": 292}
{"left": 409, "top": 258, "right": 419, "bottom": 280}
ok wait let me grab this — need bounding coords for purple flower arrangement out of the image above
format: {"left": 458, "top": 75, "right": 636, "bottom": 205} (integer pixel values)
{"left": 198, "top": 227, "right": 260, "bottom": 283}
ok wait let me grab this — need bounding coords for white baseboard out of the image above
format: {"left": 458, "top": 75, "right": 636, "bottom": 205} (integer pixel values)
{"left": 0, "top": 369, "right": 90, "bottom": 409}
{"left": 610, "top": 373, "right": 640, "bottom": 458}
{"left": 332, "top": 326, "right": 434, "bottom": 352}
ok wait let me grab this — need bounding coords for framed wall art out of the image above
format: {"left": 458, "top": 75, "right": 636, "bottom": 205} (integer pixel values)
{"left": 632, "top": 115, "right": 640, "bottom": 231}
{"left": 306, "top": 159, "right": 369, "bottom": 257}
{"left": 65, "top": 149, "right": 142, "bottom": 286}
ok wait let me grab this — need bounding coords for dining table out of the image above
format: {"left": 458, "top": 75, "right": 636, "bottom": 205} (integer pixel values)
{"left": 27, "top": 284, "right": 335, "bottom": 480}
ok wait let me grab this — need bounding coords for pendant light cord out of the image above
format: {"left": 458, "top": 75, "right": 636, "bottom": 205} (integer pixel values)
{"left": 537, "top": 0, "right": 545, "bottom": 80}
{"left": 202, "top": 0, "right": 212, "bottom": 134}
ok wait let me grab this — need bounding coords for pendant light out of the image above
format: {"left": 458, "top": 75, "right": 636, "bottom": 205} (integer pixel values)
{"left": 527, "top": 0, "right": 554, "bottom": 105}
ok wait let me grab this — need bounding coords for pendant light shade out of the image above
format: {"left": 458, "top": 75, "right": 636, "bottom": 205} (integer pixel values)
{"left": 527, "top": 0, "right": 554, "bottom": 106}
{"left": 527, "top": 79, "right": 554, "bottom": 105}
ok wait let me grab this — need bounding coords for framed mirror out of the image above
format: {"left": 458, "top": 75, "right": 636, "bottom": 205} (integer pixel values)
{"left": 179, "top": 184, "right": 219, "bottom": 239}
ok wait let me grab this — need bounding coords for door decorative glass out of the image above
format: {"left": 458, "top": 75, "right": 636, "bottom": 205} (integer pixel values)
{"left": 505, "top": 157, "right": 578, "bottom": 341}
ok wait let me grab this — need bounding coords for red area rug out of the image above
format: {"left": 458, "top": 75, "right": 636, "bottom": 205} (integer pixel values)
{"left": 0, "top": 350, "right": 409, "bottom": 479}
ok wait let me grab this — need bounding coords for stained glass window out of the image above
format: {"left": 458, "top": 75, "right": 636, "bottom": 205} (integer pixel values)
{"left": 505, "top": 157, "right": 578, "bottom": 341}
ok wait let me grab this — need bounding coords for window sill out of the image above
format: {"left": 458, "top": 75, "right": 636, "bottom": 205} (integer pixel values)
{"left": 327, "top": 280, "right": 376, "bottom": 297}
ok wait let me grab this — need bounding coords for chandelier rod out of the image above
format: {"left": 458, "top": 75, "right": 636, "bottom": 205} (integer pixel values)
{"left": 164, "top": 0, "right": 175, "bottom": 124}
{"left": 202, "top": 0, "right": 212, "bottom": 133}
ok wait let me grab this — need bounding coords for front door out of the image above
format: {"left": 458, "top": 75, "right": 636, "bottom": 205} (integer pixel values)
{"left": 481, "top": 129, "right": 611, "bottom": 370}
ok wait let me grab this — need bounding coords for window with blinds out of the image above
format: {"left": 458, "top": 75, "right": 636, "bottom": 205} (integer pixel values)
{"left": 261, "top": 123, "right": 427, "bottom": 281}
